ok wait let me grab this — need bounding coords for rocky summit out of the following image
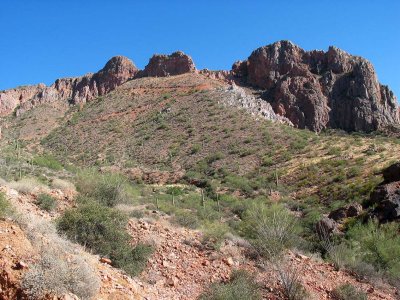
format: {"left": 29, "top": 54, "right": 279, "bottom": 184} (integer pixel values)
{"left": 0, "top": 55, "right": 137, "bottom": 116}
{"left": 0, "top": 41, "right": 399, "bottom": 133}
{"left": 234, "top": 41, "right": 399, "bottom": 132}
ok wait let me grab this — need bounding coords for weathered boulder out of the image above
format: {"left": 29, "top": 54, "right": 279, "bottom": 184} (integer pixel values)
{"left": 369, "top": 162, "right": 400, "bottom": 222}
{"left": 382, "top": 162, "right": 400, "bottom": 183}
{"left": 315, "top": 217, "right": 339, "bottom": 236}
{"left": 141, "top": 51, "right": 196, "bottom": 77}
{"left": 236, "top": 40, "right": 399, "bottom": 132}
{"left": 328, "top": 203, "right": 363, "bottom": 222}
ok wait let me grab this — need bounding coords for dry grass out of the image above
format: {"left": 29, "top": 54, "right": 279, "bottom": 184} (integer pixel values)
{"left": 8, "top": 177, "right": 47, "bottom": 195}
{"left": 51, "top": 178, "right": 75, "bottom": 192}
{"left": 17, "top": 214, "right": 100, "bottom": 299}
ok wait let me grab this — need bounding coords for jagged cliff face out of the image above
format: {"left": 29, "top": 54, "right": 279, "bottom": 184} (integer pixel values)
{"left": 236, "top": 41, "right": 399, "bottom": 132}
{"left": 0, "top": 56, "right": 137, "bottom": 116}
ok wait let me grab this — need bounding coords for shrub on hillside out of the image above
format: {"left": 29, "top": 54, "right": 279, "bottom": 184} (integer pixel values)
{"left": 36, "top": 193, "right": 57, "bottom": 212}
{"left": 75, "top": 170, "right": 134, "bottom": 207}
{"left": 8, "top": 177, "right": 43, "bottom": 194}
{"left": 199, "top": 270, "right": 261, "bottom": 300}
{"left": 0, "top": 192, "right": 11, "bottom": 218}
{"left": 346, "top": 220, "right": 400, "bottom": 279}
{"left": 173, "top": 209, "right": 199, "bottom": 229}
{"left": 33, "top": 154, "right": 63, "bottom": 170}
{"left": 331, "top": 283, "right": 367, "bottom": 300}
{"left": 21, "top": 247, "right": 99, "bottom": 300}
{"left": 274, "top": 260, "right": 308, "bottom": 300}
{"left": 202, "top": 221, "right": 230, "bottom": 249}
{"left": 51, "top": 178, "right": 75, "bottom": 192}
{"left": 242, "top": 203, "right": 300, "bottom": 259}
{"left": 57, "top": 201, "right": 152, "bottom": 276}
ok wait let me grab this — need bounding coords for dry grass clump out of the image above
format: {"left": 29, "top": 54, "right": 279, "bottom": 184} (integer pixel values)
{"left": 17, "top": 215, "right": 100, "bottom": 299}
{"left": 21, "top": 246, "right": 99, "bottom": 300}
{"left": 8, "top": 177, "right": 46, "bottom": 194}
{"left": 51, "top": 178, "right": 76, "bottom": 192}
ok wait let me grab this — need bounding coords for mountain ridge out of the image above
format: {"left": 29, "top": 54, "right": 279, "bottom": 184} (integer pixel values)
{"left": 0, "top": 40, "right": 398, "bottom": 133}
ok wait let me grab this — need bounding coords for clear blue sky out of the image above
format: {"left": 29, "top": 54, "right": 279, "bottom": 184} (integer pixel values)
{"left": 1, "top": 1, "right": 399, "bottom": 99}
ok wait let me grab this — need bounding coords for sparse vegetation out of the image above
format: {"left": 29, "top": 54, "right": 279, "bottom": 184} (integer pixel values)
{"left": 21, "top": 247, "right": 99, "bottom": 300}
{"left": 36, "top": 193, "right": 57, "bottom": 212}
{"left": 33, "top": 154, "right": 63, "bottom": 170}
{"left": 57, "top": 199, "right": 152, "bottom": 276}
{"left": 331, "top": 283, "right": 367, "bottom": 300}
{"left": 200, "top": 270, "right": 261, "bottom": 300}
{"left": 0, "top": 192, "right": 11, "bottom": 218}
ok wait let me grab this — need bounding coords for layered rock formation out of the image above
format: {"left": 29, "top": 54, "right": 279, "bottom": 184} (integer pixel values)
{"left": 0, "top": 56, "right": 137, "bottom": 116}
{"left": 140, "top": 51, "right": 196, "bottom": 77}
{"left": 234, "top": 41, "right": 399, "bottom": 132}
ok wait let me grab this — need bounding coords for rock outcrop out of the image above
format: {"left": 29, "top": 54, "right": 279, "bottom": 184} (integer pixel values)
{"left": 370, "top": 162, "right": 400, "bottom": 222}
{"left": 216, "top": 83, "right": 292, "bottom": 125}
{"left": 0, "top": 56, "right": 137, "bottom": 116}
{"left": 141, "top": 51, "right": 196, "bottom": 77}
{"left": 235, "top": 41, "right": 399, "bottom": 132}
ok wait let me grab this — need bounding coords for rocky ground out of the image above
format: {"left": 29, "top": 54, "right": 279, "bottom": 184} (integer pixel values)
{"left": 1, "top": 182, "right": 398, "bottom": 299}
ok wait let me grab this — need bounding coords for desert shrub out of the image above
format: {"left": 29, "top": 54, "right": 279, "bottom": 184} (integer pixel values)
{"left": 191, "top": 143, "right": 202, "bottom": 154}
{"left": 36, "top": 193, "right": 57, "bottom": 212}
{"left": 33, "top": 154, "right": 63, "bottom": 170}
{"left": 21, "top": 247, "right": 99, "bottom": 300}
{"left": 0, "top": 192, "right": 11, "bottom": 218}
{"left": 173, "top": 210, "right": 199, "bottom": 229}
{"left": 318, "top": 226, "right": 353, "bottom": 270}
{"left": 8, "top": 177, "right": 43, "bottom": 194}
{"left": 202, "top": 221, "right": 230, "bottom": 249}
{"left": 57, "top": 201, "right": 152, "bottom": 276}
{"left": 75, "top": 170, "right": 134, "bottom": 207}
{"left": 223, "top": 175, "right": 253, "bottom": 196}
{"left": 199, "top": 270, "right": 261, "bottom": 300}
{"left": 331, "top": 283, "right": 367, "bottom": 300}
{"left": 130, "top": 209, "right": 144, "bottom": 219}
{"left": 243, "top": 203, "right": 300, "bottom": 259}
{"left": 275, "top": 260, "right": 308, "bottom": 300}
{"left": 346, "top": 220, "right": 400, "bottom": 278}
{"left": 327, "top": 146, "right": 341, "bottom": 156}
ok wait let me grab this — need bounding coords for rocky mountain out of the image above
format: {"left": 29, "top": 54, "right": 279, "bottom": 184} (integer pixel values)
{"left": 0, "top": 56, "right": 138, "bottom": 116}
{"left": 234, "top": 41, "right": 399, "bottom": 132}
{"left": 0, "top": 41, "right": 399, "bottom": 134}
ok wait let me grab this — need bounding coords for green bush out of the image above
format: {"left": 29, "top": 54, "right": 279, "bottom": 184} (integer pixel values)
{"left": 75, "top": 170, "right": 134, "bottom": 207}
{"left": 0, "top": 192, "right": 11, "bottom": 218}
{"left": 33, "top": 154, "right": 63, "bottom": 170}
{"left": 57, "top": 201, "right": 152, "bottom": 276}
{"left": 37, "top": 193, "right": 57, "bottom": 212}
{"left": 346, "top": 220, "right": 400, "bottom": 278}
{"left": 200, "top": 270, "right": 261, "bottom": 300}
{"left": 331, "top": 283, "right": 367, "bottom": 300}
{"left": 242, "top": 203, "right": 300, "bottom": 259}
{"left": 173, "top": 210, "right": 199, "bottom": 229}
{"left": 202, "top": 221, "right": 229, "bottom": 250}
